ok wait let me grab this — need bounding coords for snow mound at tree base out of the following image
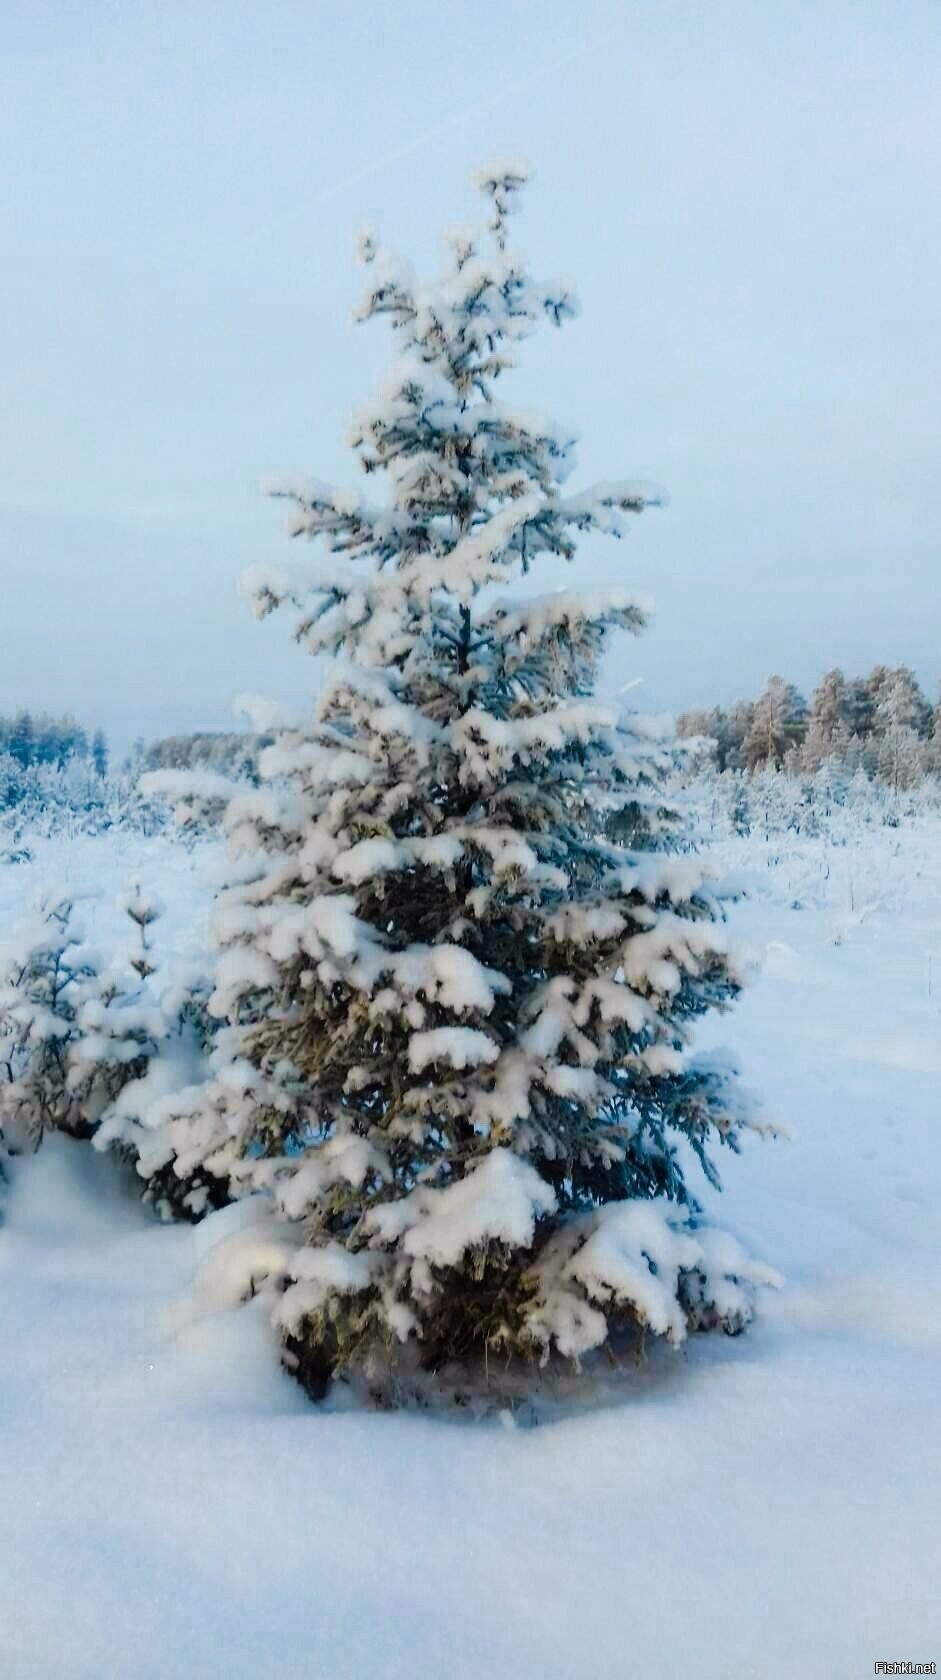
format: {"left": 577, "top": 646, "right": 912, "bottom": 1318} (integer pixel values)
{"left": 283, "top": 1318, "right": 721, "bottom": 1418}
{"left": 182, "top": 1185, "right": 781, "bottom": 1412}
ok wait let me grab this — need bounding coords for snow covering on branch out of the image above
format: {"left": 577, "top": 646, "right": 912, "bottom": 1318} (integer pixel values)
{"left": 408, "top": 1026, "right": 500, "bottom": 1073}
{"left": 138, "top": 769, "right": 244, "bottom": 832}
{"left": 528, "top": 1200, "right": 783, "bottom": 1358}
{"left": 365, "top": 1147, "right": 556, "bottom": 1271}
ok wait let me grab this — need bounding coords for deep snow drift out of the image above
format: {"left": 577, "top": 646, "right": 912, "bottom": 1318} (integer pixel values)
{"left": 1, "top": 821, "right": 939, "bottom": 1678}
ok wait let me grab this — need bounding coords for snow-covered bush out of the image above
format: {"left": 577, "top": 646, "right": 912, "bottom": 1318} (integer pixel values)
{"left": 0, "top": 900, "right": 100, "bottom": 1152}
{"left": 682, "top": 761, "right": 941, "bottom": 846}
{"left": 71, "top": 888, "right": 223, "bottom": 1220}
{"left": 0, "top": 757, "right": 168, "bottom": 842}
{"left": 85, "top": 967, "right": 223, "bottom": 1222}
{"left": 679, "top": 762, "right": 941, "bottom": 927}
{"left": 0, "top": 886, "right": 222, "bottom": 1220}
{"left": 146, "top": 161, "right": 779, "bottom": 1403}
{"left": 137, "top": 768, "right": 245, "bottom": 837}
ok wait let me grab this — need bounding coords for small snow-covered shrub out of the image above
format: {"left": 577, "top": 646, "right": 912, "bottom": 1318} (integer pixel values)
{"left": 0, "top": 885, "right": 224, "bottom": 1219}
{"left": 679, "top": 764, "right": 941, "bottom": 922}
{"left": 0, "top": 755, "right": 169, "bottom": 842}
{"left": 87, "top": 977, "right": 226, "bottom": 1223}
{"left": 0, "top": 899, "right": 99, "bottom": 1151}
{"left": 74, "top": 888, "right": 225, "bottom": 1220}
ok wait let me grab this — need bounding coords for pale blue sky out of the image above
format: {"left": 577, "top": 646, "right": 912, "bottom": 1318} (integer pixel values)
{"left": 2, "top": 0, "right": 939, "bottom": 747}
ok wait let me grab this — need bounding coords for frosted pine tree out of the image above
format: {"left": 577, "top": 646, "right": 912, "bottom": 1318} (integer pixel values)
{"left": 0, "top": 881, "right": 220, "bottom": 1218}
{"left": 180, "top": 164, "right": 778, "bottom": 1400}
{"left": 798, "top": 669, "right": 852, "bottom": 770}
{"left": 923, "top": 690, "right": 941, "bottom": 776}
{"left": 874, "top": 674, "right": 925, "bottom": 791}
{"left": 0, "top": 900, "right": 96, "bottom": 1152}
{"left": 742, "top": 676, "right": 807, "bottom": 770}
{"left": 81, "top": 888, "right": 222, "bottom": 1220}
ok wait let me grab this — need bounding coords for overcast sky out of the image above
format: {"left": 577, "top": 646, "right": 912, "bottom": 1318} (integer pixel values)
{"left": 2, "top": 0, "right": 939, "bottom": 748}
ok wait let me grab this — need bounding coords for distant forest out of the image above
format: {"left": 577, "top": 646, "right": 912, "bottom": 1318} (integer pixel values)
{"left": 143, "top": 730, "right": 267, "bottom": 778}
{"left": 0, "top": 716, "right": 267, "bottom": 819}
{"left": 3, "top": 664, "right": 939, "bottom": 822}
{"left": 678, "top": 665, "right": 941, "bottom": 788}
{"left": 0, "top": 710, "right": 108, "bottom": 776}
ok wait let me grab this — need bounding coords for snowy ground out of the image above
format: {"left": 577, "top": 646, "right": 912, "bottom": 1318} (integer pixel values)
{"left": 1, "top": 823, "right": 939, "bottom": 1679}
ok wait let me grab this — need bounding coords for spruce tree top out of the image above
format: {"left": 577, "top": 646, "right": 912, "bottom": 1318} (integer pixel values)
{"left": 245, "top": 162, "right": 656, "bottom": 692}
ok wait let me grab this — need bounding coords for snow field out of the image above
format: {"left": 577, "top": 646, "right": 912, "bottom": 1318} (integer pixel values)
{"left": 1, "top": 818, "right": 939, "bottom": 1678}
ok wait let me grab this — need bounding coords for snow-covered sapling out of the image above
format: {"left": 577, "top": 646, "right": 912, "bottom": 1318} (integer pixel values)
{"left": 122, "top": 884, "right": 161, "bottom": 980}
{"left": 0, "top": 900, "right": 100, "bottom": 1150}
{"left": 76, "top": 888, "right": 223, "bottom": 1220}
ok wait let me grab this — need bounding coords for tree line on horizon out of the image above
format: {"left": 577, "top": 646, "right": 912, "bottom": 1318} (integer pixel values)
{"left": 678, "top": 664, "right": 941, "bottom": 789}
{"left": 0, "top": 711, "right": 112, "bottom": 813}
{"left": 0, "top": 710, "right": 108, "bottom": 776}
{"left": 143, "top": 729, "right": 268, "bottom": 778}
{"left": 4, "top": 662, "right": 938, "bottom": 819}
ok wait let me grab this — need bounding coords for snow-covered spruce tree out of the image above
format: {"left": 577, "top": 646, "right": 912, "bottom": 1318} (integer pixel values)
{"left": 0, "top": 900, "right": 102, "bottom": 1152}
{"left": 0, "top": 883, "right": 220, "bottom": 1219}
{"left": 742, "top": 675, "right": 807, "bottom": 770}
{"left": 797, "top": 668, "right": 853, "bottom": 771}
{"left": 84, "top": 973, "right": 224, "bottom": 1223}
{"left": 79, "top": 888, "right": 223, "bottom": 1221}
{"left": 179, "top": 164, "right": 778, "bottom": 1399}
